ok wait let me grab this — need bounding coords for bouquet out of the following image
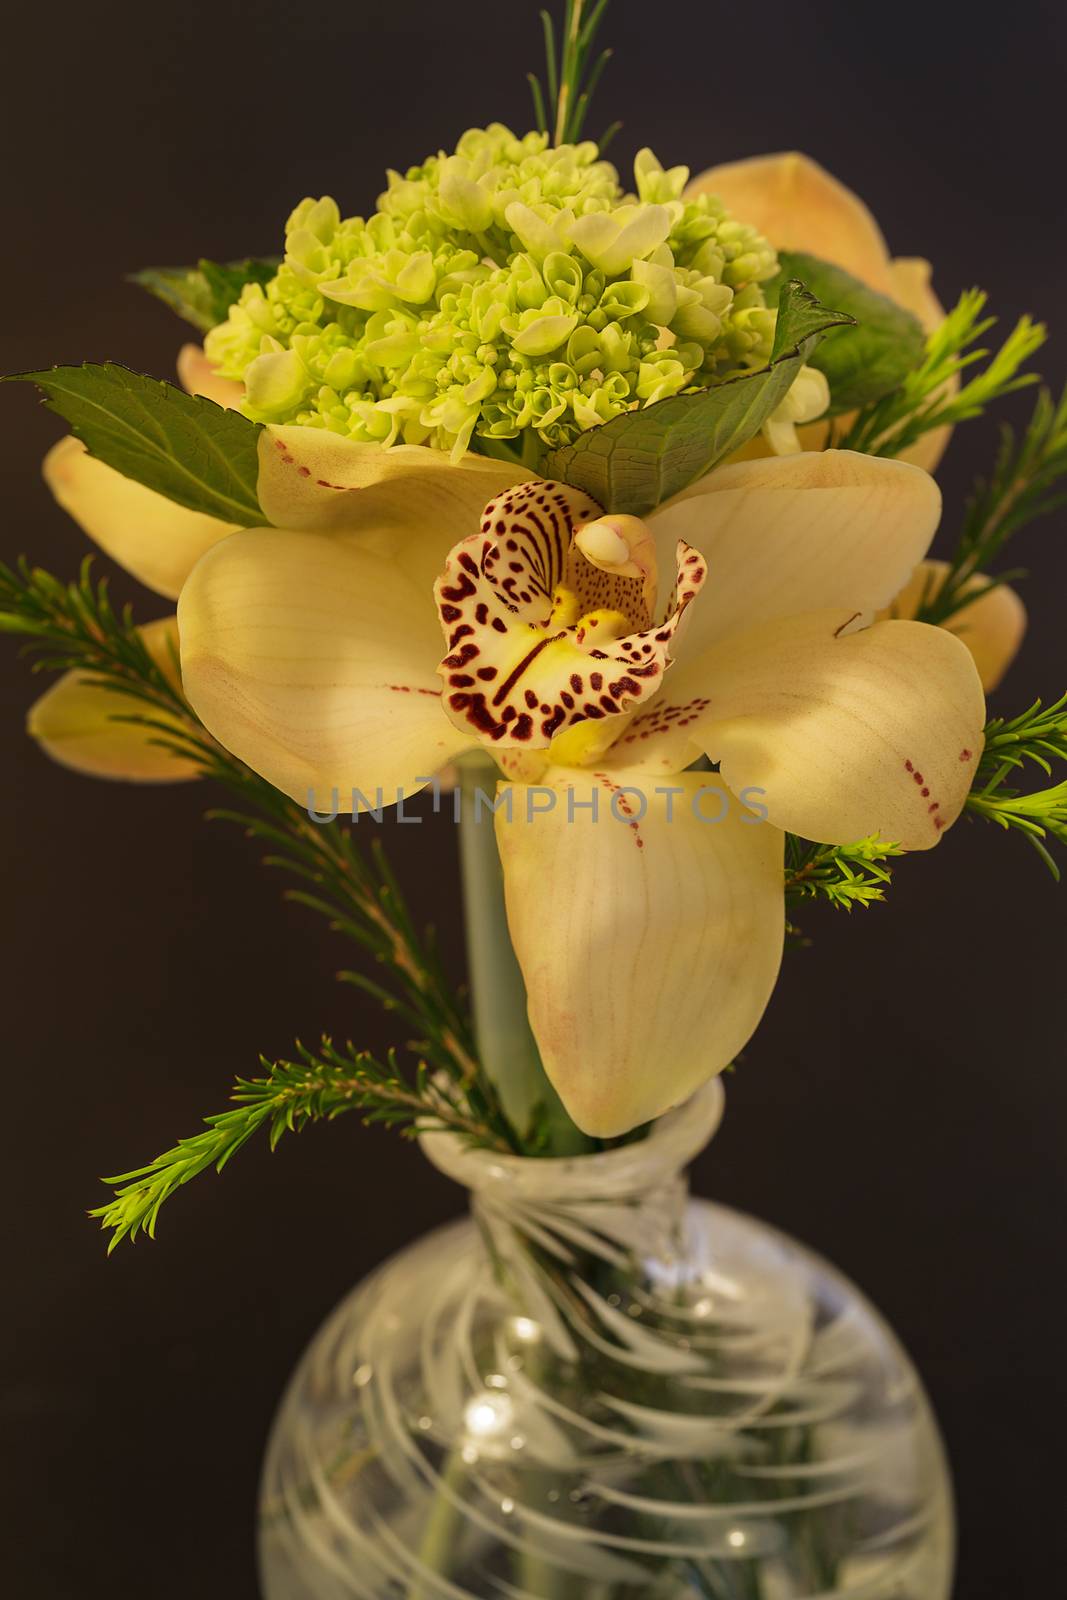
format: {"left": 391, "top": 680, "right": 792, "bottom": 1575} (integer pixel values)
{"left": 4, "top": 3, "right": 1065, "bottom": 1593}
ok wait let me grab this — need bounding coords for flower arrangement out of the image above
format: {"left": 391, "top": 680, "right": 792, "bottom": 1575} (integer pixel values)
{"left": 5, "top": 3, "right": 1065, "bottom": 1200}
{"left": 8, "top": 4, "right": 1067, "bottom": 1588}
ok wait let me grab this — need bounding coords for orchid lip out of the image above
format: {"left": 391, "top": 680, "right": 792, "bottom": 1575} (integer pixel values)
{"left": 433, "top": 479, "right": 707, "bottom": 754}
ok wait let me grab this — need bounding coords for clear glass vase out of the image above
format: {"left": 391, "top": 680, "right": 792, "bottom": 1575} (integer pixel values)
{"left": 258, "top": 1080, "right": 953, "bottom": 1599}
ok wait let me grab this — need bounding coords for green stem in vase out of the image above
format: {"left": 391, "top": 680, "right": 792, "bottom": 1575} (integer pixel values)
{"left": 408, "top": 1449, "right": 468, "bottom": 1600}
{"left": 456, "top": 754, "right": 590, "bottom": 1155}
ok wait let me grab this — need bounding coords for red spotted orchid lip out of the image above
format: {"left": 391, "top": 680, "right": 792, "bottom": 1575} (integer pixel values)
{"left": 434, "top": 479, "right": 706, "bottom": 750}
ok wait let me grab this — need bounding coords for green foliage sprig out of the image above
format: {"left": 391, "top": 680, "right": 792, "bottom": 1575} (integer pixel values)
{"left": 915, "top": 383, "right": 1067, "bottom": 626}
{"left": 0, "top": 557, "right": 523, "bottom": 1240}
{"left": 836, "top": 291, "right": 1046, "bottom": 459}
{"left": 528, "top": 1, "right": 619, "bottom": 150}
{"left": 966, "top": 695, "right": 1067, "bottom": 877}
{"left": 784, "top": 835, "right": 903, "bottom": 911}
{"left": 91, "top": 1040, "right": 510, "bottom": 1250}
{"left": 0, "top": 560, "right": 487, "bottom": 1089}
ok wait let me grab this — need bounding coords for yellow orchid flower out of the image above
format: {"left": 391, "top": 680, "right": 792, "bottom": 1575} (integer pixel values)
{"left": 176, "top": 427, "right": 986, "bottom": 1136}
{"left": 686, "top": 151, "right": 952, "bottom": 473}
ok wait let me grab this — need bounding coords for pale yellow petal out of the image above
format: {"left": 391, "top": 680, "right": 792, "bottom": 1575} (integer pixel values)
{"left": 257, "top": 426, "right": 533, "bottom": 561}
{"left": 882, "top": 558, "right": 1026, "bottom": 692}
{"left": 176, "top": 343, "right": 245, "bottom": 409}
{"left": 650, "top": 450, "right": 942, "bottom": 657}
{"left": 43, "top": 437, "right": 238, "bottom": 600}
{"left": 685, "top": 152, "right": 894, "bottom": 294}
{"left": 27, "top": 616, "right": 200, "bottom": 783}
{"left": 178, "top": 525, "right": 470, "bottom": 810}
{"left": 679, "top": 609, "right": 985, "bottom": 850}
{"left": 496, "top": 771, "right": 784, "bottom": 1137}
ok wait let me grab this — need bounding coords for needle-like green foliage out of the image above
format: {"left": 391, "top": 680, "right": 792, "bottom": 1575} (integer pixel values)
{"left": 914, "top": 383, "right": 1067, "bottom": 626}
{"left": 966, "top": 695, "right": 1067, "bottom": 878}
{"left": 0, "top": 556, "right": 522, "bottom": 1242}
{"left": 527, "top": 0, "right": 618, "bottom": 149}
{"left": 91, "top": 1040, "right": 510, "bottom": 1250}
{"left": 836, "top": 291, "right": 1045, "bottom": 460}
{"left": 784, "top": 835, "right": 903, "bottom": 911}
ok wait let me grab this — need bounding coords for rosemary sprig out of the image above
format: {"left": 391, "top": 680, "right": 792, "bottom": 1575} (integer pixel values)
{"left": 0, "top": 556, "right": 524, "bottom": 1241}
{"left": 836, "top": 291, "right": 1045, "bottom": 461}
{"left": 528, "top": 1, "right": 615, "bottom": 148}
{"left": 91, "top": 1040, "right": 511, "bottom": 1250}
{"left": 966, "top": 694, "right": 1067, "bottom": 878}
{"left": 915, "top": 383, "right": 1067, "bottom": 626}
{"left": 784, "top": 835, "right": 903, "bottom": 911}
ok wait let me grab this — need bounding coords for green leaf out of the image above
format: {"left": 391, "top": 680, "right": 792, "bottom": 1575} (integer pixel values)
{"left": 8, "top": 363, "right": 263, "bottom": 524}
{"left": 543, "top": 280, "right": 853, "bottom": 515}
{"left": 129, "top": 256, "right": 279, "bottom": 333}
{"left": 767, "top": 252, "right": 925, "bottom": 412}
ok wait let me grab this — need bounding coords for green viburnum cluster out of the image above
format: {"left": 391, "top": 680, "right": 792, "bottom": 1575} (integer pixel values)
{"left": 204, "top": 124, "right": 779, "bottom": 457}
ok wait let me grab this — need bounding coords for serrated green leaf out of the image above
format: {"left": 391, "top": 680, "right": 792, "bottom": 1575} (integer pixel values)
{"left": 767, "top": 252, "right": 925, "bottom": 412}
{"left": 768, "top": 277, "right": 854, "bottom": 360}
{"left": 544, "top": 280, "right": 853, "bottom": 515}
{"left": 8, "top": 363, "right": 263, "bottom": 524}
{"left": 129, "top": 256, "right": 279, "bottom": 333}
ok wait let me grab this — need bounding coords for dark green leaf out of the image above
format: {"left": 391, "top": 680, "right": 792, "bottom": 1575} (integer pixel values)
{"left": 544, "top": 280, "right": 853, "bottom": 515}
{"left": 129, "top": 257, "right": 279, "bottom": 333}
{"left": 767, "top": 252, "right": 925, "bottom": 412}
{"left": 8, "top": 363, "right": 263, "bottom": 524}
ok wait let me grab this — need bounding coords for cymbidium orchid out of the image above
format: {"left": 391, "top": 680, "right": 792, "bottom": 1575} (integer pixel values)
{"left": 5, "top": 0, "right": 1061, "bottom": 1267}
{"left": 163, "top": 427, "right": 985, "bottom": 1136}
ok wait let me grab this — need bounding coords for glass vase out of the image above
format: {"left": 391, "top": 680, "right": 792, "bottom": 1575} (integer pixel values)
{"left": 258, "top": 1079, "right": 953, "bottom": 1598}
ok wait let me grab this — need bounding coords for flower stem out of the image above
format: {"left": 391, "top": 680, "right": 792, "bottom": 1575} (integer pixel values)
{"left": 456, "top": 755, "right": 589, "bottom": 1155}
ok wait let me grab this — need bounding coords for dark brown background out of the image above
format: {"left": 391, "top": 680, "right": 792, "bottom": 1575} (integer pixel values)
{"left": 3, "top": 2, "right": 1065, "bottom": 1594}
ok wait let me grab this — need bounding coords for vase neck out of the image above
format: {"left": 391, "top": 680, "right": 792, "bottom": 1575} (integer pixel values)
{"left": 420, "top": 1080, "right": 723, "bottom": 1290}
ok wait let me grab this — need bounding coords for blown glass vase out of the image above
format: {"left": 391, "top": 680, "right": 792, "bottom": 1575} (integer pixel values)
{"left": 258, "top": 1080, "right": 953, "bottom": 1598}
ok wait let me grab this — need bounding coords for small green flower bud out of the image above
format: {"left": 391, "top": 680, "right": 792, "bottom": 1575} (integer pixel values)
{"left": 634, "top": 148, "right": 690, "bottom": 205}
{"left": 542, "top": 252, "right": 584, "bottom": 305}
{"left": 599, "top": 279, "right": 652, "bottom": 321}
{"left": 631, "top": 258, "right": 678, "bottom": 325}
{"left": 394, "top": 252, "right": 437, "bottom": 304}
{"left": 438, "top": 158, "right": 495, "bottom": 234}
{"left": 570, "top": 204, "right": 672, "bottom": 276}
{"left": 636, "top": 356, "right": 689, "bottom": 403}
{"left": 511, "top": 312, "right": 579, "bottom": 358}
{"left": 244, "top": 343, "right": 310, "bottom": 416}
{"left": 505, "top": 201, "right": 567, "bottom": 264}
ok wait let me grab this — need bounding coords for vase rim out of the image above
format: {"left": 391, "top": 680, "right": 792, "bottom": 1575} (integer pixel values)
{"left": 419, "top": 1077, "right": 724, "bottom": 1200}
